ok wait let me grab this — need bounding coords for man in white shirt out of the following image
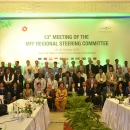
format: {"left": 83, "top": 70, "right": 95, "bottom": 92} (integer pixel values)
{"left": 47, "top": 73, "right": 58, "bottom": 90}
{"left": 34, "top": 73, "right": 46, "bottom": 90}
{"left": 60, "top": 58, "right": 69, "bottom": 73}
{"left": 3, "top": 68, "right": 14, "bottom": 92}
{"left": 122, "top": 61, "right": 129, "bottom": 74}
{"left": 24, "top": 69, "right": 35, "bottom": 90}
{"left": 113, "top": 59, "right": 121, "bottom": 73}
{"left": 33, "top": 60, "right": 41, "bottom": 74}
{"left": 95, "top": 68, "right": 106, "bottom": 91}
{"left": 69, "top": 61, "right": 77, "bottom": 73}
{"left": 24, "top": 60, "right": 32, "bottom": 75}
{"left": 81, "top": 69, "right": 87, "bottom": 81}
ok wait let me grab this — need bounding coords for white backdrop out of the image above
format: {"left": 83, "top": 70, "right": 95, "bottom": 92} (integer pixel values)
{"left": 0, "top": 18, "right": 130, "bottom": 67}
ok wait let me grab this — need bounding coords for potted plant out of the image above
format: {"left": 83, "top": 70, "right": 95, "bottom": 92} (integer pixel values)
{"left": 64, "top": 92, "right": 110, "bottom": 130}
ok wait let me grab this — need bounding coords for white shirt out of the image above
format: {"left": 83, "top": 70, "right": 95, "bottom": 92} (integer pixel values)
{"left": 60, "top": 63, "right": 69, "bottom": 73}
{"left": 24, "top": 65, "right": 32, "bottom": 75}
{"left": 33, "top": 66, "right": 41, "bottom": 74}
{"left": 47, "top": 78, "right": 58, "bottom": 90}
{"left": 81, "top": 73, "right": 87, "bottom": 81}
{"left": 34, "top": 78, "right": 46, "bottom": 90}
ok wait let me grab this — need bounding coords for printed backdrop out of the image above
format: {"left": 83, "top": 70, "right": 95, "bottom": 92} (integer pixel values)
{"left": 0, "top": 18, "right": 130, "bottom": 67}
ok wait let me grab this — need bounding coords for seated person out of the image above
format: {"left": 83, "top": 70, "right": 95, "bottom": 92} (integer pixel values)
{"left": 115, "top": 82, "right": 126, "bottom": 96}
{"left": 34, "top": 82, "right": 44, "bottom": 97}
{"left": 103, "top": 81, "right": 114, "bottom": 105}
{"left": 78, "top": 82, "right": 91, "bottom": 103}
{"left": 10, "top": 82, "right": 20, "bottom": 103}
{"left": 46, "top": 84, "right": 55, "bottom": 111}
{"left": 55, "top": 82, "right": 67, "bottom": 112}
{"left": 91, "top": 82, "right": 101, "bottom": 107}
{"left": 0, "top": 82, "right": 7, "bottom": 104}
{"left": 23, "top": 83, "right": 33, "bottom": 99}
{"left": 69, "top": 82, "right": 77, "bottom": 92}
{"left": 126, "top": 81, "right": 130, "bottom": 96}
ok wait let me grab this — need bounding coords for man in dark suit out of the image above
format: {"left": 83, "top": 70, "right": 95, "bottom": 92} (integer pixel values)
{"left": 125, "top": 68, "right": 130, "bottom": 84}
{"left": 95, "top": 60, "right": 103, "bottom": 74}
{"left": 103, "top": 59, "right": 113, "bottom": 73}
{"left": 78, "top": 82, "right": 91, "bottom": 102}
{"left": 103, "top": 81, "right": 114, "bottom": 105}
{"left": 0, "top": 61, "right": 6, "bottom": 75}
{"left": 5, "top": 62, "right": 14, "bottom": 74}
{"left": 55, "top": 68, "right": 65, "bottom": 82}
{"left": 69, "top": 67, "right": 77, "bottom": 83}
{"left": 35, "top": 69, "right": 44, "bottom": 79}
{"left": 75, "top": 71, "right": 85, "bottom": 89}
{"left": 86, "top": 59, "right": 95, "bottom": 76}
{"left": 14, "top": 69, "right": 24, "bottom": 92}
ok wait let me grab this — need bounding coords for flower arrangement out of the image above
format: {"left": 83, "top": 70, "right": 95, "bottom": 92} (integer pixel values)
{"left": 106, "top": 91, "right": 113, "bottom": 98}
{"left": 34, "top": 93, "right": 46, "bottom": 105}
{"left": 115, "top": 95, "right": 126, "bottom": 104}
{"left": 20, "top": 104, "right": 32, "bottom": 116}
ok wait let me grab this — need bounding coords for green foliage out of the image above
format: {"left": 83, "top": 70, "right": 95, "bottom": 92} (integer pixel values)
{"left": 0, "top": 20, "right": 13, "bottom": 29}
{"left": 64, "top": 92, "right": 110, "bottom": 130}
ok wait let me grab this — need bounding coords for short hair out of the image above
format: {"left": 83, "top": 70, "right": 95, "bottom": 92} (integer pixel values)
{"left": 58, "top": 68, "right": 62, "bottom": 70}
{"left": 54, "top": 61, "right": 57, "bottom": 64}
{"left": 115, "top": 59, "right": 118, "bottom": 62}
{"left": 37, "top": 82, "right": 41, "bottom": 85}
{"left": 15, "top": 61, "right": 19, "bottom": 64}
{"left": 77, "top": 71, "right": 81, "bottom": 73}
{"left": 66, "top": 71, "right": 70, "bottom": 74}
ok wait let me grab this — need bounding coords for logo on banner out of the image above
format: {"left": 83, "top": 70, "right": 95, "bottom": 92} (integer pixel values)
{"left": 71, "top": 57, "right": 74, "bottom": 60}
{"left": 22, "top": 26, "right": 27, "bottom": 31}
{"left": 93, "top": 57, "right": 97, "bottom": 60}
{"left": 54, "top": 57, "right": 58, "bottom": 60}
{"left": 88, "top": 57, "right": 91, "bottom": 60}
{"left": 38, "top": 58, "right": 42, "bottom": 60}
{"left": 49, "top": 57, "right": 52, "bottom": 60}
{"left": 75, "top": 57, "right": 80, "bottom": 60}
{"left": 43, "top": 58, "right": 47, "bottom": 60}
{"left": 81, "top": 57, "right": 86, "bottom": 60}
{"left": 99, "top": 25, "right": 112, "bottom": 33}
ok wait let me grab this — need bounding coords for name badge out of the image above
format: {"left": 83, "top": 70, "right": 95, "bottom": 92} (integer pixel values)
{"left": 55, "top": 72, "right": 57, "bottom": 75}
{"left": 78, "top": 83, "right": 80, "bottom": 87}
{"left": 110, "top": 77, "right": 113, "bottom": 81}
{"left": 91, "top": 84, "right": 93, "bottom": 88}
{"left": 119, "top": 78, "right": 121, "bottom": 81}
{"left": 84, "top": 93, "right": 87, "bottom": 96}
{"left": 95, "top": 93, "right": 97, "bottom": 96}
{"left": 17, "top": 80, "right": 19, "bottom": 83}
{"left": 72, "top": 88, "right": 75, "bottom": 92}
{"left": 59, "top": 78, "right": 62, "bottom": 81}
{"left": 100, "top": 78, "right": 103, "bottom": 81}
{"left": 66, "top": 84, "right": 68, "bottom": 88}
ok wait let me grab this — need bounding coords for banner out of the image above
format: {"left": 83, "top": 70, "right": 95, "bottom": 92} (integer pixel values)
{"left": 0, "top": 18, "right": 130, "bottom": 67}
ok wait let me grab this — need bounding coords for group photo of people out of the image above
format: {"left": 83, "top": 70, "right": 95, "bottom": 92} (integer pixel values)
{"left": 0, "top": 58, "right": 130, "bottom": 111}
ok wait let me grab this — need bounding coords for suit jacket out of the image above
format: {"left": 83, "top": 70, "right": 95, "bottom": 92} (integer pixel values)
{"left": 95, "top": 65, "right": 103, "bottom": 74}
{"left": 77, "top": 65, "right": 86, "bottom": 74}
{"left": 14, "top": 74, "right": 24, "bottom": 87}
{"left": 5, "top": 67, "right": 14, "bottom": 74}
{"left": 0, "top": 88, "right": 7, "bottom": 99}
{"left": 86, "top": 78, "right": 97, "bottom": 89}
{"left": 103, "top": 64, "right": 113, "bottom": 73}
{"left": 95, "top": 73, "right": 106, "bottom": 83}
{"left": 34, "top": 73, "right": 44, "bottom": 79}
{"left": 11, "top": 88, "right": 20, "bottom": 100}
{"left": 75, "top": 76, "right": 85, "bottom": 88}
{"left": 115, "top": 88, "right": 126, "bottom": 96}
{"left": 55, "top": 73, "right": 65, "bottom": 82}
{"left": 0, "top": 66, "right": 6, "bottom": 74}
{"left": 125, "top": 73, "right": 130, "bottom": 83}
{"left": 90, "top": 88, "right": 101, "bottom": 97}
{"left": 63, "top": 77, "right": 73, "bottom": 90}
{"left": 103, "top": 86, "right": 114, "bottom": 97}
{"left": 126, "top": 86, "right": 130, "bottom": 96}
{"left": 86, "top": 64, "right": 95, "bottom": 75}
{"left": 78, "top": 87, "right": 91, "bottom": 96}
{"left": 106, "top": 72, "right": 117, "bottom": 82}
{"left": 70, "top": 72, "right": 77, "bottom": 83}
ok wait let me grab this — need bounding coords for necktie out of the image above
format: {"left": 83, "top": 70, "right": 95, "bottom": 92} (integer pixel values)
{"left": 116, "top": 65, "right": 118, "bottom": 71}
{"left": 14, "top": 90, "right": 16, "bottom": 95}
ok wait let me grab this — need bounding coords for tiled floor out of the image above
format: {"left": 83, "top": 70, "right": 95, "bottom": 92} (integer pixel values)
{"left": 47, "top": 111, "right": 106, "bottom": 130}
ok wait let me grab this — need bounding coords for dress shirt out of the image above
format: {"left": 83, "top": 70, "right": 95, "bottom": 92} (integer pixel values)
{"left": 52, "top": 67, "right": 59, "bottom": 75}
{"left": 34, "top": 78, "right": 46, "bottom": 90}
{"left": 33, "top": 66, "right": 41, "bottom": 74}
{"left": 4, "top": 73, "right": 14, "bottom": 83}
{"left": 81, "top": 73, "right": 87, "bottom": 81}
{"left": 24, "top": 73, "right": 34, "bottom": 82}
{"left": 60, "top": 64, "right": 69, "bottom": 73}
{"left": 47, "top": 78, "right": 58, "bottom": 90}
{"left": 24, "top": 65, "right": 32, "bottom": 75}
